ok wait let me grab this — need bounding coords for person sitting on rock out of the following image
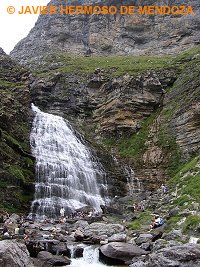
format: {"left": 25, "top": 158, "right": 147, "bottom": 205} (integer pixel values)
{"left": 14, "top": 225, "right": 20, "bottom": 235}
{"left": 18, "top": 224, "right": 26, "bottom": 237}
{"left": 150, "top": 215, "right": 164, "bottom": 230}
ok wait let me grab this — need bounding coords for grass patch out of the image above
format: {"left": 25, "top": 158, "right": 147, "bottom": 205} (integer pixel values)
{"left": 166, "top": 214, "right": 183, "bottom": 231}
{"left": 33, "top": 45, "right": 200, "bottom": 77}
{"left": 0, "top": 79, "right": 24, "bottom": 89}
{"left": 158, "top": 127, "right": 182, "bottom": 177}
{"left": 34, "top": 53, "right": 171, "bottom": 77}
{"left": 8, "top": 165, "right": 34, "bottom": 184}
{"left": 0, "top": 181, "right": 9, "bottom": 189}
{"left": 128, "top": 211, "right": 152, "bottom": 230}
{"left": 169, "top": 156, "right": 200, "bottom": 202}
{"left": 0, "top": 203, "right": 19, "bottom": 214}
{"left": 182, "top": 215, "right": 200, "bottom": 234}
{"left": 103, "top": 112, "right": 157, "bottom": 159}
{"left": 173, "top": 194, "right": 192, "bottom": 207}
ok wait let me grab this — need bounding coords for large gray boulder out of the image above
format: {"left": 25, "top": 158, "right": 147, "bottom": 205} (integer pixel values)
{"left": 135, "top": 234, "right": 153, "bottom": 246}
{"left": 99, "top": 242, "right": 148, "bottom": 263}
{"left": 84, "top": 223, "right": 125, "bottom": 238}
{"left": 0, "top": 240, "right": 32, "bottom": 267}
{"left": 130, "top": 244, "right": 200, "bottom": 267}
{"left": 37, "top": 251, "right": 71, "bottom": 266}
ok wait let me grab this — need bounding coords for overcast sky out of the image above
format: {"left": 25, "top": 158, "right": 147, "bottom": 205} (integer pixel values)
{"left": 0, "top": 0, "right": 49, "bottom": 54}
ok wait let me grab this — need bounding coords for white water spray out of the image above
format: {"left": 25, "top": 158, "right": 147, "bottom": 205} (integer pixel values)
{"left": 30, "top": 104, "right": 108, "bottom": 219}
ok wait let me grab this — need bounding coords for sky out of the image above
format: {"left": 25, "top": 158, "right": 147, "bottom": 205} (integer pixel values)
{"left": 0, "top": 0, "right": 49, "bottom": 54}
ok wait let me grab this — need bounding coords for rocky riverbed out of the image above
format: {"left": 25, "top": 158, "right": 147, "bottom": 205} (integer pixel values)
{"left": 1, "top": 189, "right": 200, "bottom": 267}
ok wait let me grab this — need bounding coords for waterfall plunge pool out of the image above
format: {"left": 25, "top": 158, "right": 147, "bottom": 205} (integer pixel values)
{"left": 68, "top": 244, "right": 127, "bottom": 267}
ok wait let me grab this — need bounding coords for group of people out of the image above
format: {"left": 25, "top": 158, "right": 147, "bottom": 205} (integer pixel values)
{"left": 0, "top": 213, "right": 27, "bottom": 239}
{"left": 59, "top": 207, "right": 100, "bottom": 223}
{"left": 2, "top": 224, "right": 26, "bottom": 239}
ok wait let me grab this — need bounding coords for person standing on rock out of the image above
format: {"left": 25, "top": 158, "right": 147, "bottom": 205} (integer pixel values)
{"left": 60, "top": 207, "right": 65, "bottom": 218}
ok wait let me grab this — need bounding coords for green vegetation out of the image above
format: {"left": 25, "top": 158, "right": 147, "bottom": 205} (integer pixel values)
{"left": 103, "top": 112, "right": 157, "bottom": 159}
{"left": 158, "top": 126, "right": 182, "bottom": 177}
{"left": 8, "top": 165, "right": 34, "bottom": 184}
{"left": 128, "top": 211, "right": 152, "bottom": 230}
{"left": 166, "top": 214, "right": 183, "bottom": 231}
{"left": 169, "top": 156, "right": 200, "bottom": 202}
{"left": 0, "top": 203, "right": 19, "bottom": 213}
{"left": 183, "top": 215, "right": 200, "bottom": 233}
{"left": 8, "top": 165, "right": 25, "bottom": 180}
{"left": 33, "top": 45, "right": 200, "bottom": 77}
{"left": 34, "top": 53, "right": 170, "bottom": 77}
{"left": 173, "top": 194, "right": 192, "bottom": 207}
{"left": 0, "top": 181, "right": 9, "bottom": 189}
{"left": 0, "top": 79, "right": 24, "bottom": 88}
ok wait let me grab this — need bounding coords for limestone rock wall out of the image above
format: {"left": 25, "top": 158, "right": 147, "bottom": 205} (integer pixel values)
{"left": 0, "top": 48, "right": 34, "bottom": 212}
{"left": 11, "top": 0, "right": 200, "bottom": 66}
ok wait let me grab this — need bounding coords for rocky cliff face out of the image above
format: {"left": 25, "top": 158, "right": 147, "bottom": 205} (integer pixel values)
{"left": 4, "top": 0, "right": 200, "bottom": 203}
{"left": 11, "top": 0, "right": 200, "bottom": 66}
{"left": 0, "top": 48, "right": 34, "bottom": 213}
{"left": 27, "top": 46, "right": 200, "bottom": 191}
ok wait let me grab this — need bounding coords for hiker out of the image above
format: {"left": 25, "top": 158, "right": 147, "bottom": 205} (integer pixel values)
{"left": 161, "top": 184, "right": 167, "bottom": 194}
{"left": 60, "top": 207, "right": 65, "bottom": 218}
{"left": 150, "top": 215, "right": 164, "bottom": 230}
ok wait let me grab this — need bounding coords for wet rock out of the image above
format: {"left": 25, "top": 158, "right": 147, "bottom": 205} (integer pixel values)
{"left": 50, "top": 242, "right": 70, "bottom": 256}
{"left": 73, "top": 246, "right": 84, "bottom": 258}
{"left": 0, "top": 240, "right": 32, "bottom": 267}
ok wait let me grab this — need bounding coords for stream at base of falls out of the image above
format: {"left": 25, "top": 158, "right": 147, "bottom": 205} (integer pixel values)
{"left": 67, "top": 244, "right": 126, "bottom": 267}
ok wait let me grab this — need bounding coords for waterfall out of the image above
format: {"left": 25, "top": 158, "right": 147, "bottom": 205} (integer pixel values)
{"left": 69, "top": 245, "right": 110, "bottom": 267}
{"left": 125, "top": 167, "right": 142, "bottom": 195}
{"left": 30, "top": 104, "right": 108, "bottom": 219}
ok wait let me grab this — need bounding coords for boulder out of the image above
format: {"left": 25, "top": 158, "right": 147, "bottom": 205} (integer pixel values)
{"left": 135, "top": 234, "right": 153, "bottom": 246}
{"left": 0, "top": 240, "right": 32, "bottom": 267}
{"left": 50, "top": 242, "right": 70, "bottom": 256}
{"left": 99, "top": 242, "right": 148, "bottom": 264}
{"left": 84, "top": 223, "right": 125, "bottom": 239}
{"left": 108, "top": 233, "right": 127, "bottom": 242}
{"left": 73, "top": 246, "right": 84, "bottom": 258}
{"left": 37, "top": 251, "right": 71, "bottom": 266}
{"left": 74, "top": 229, "right": 84, "bottom": 241}
{"left": 131, "top": 244, "right": 200, "bottom": 267}
{"left": 68, "top": 220, "right": 89, "bottom": 232}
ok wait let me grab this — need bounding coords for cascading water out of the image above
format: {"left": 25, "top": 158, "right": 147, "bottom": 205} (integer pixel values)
{"left": 125, "top": 167, "right": 142, "bottom": 195}
{"left": 68, "top": 245, "right": 125, "bottom": 267}
{"left": 30, "top": 104, "right": 109, "bottom": 219}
